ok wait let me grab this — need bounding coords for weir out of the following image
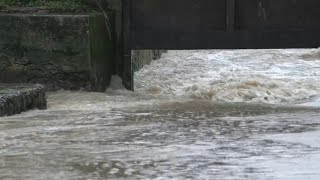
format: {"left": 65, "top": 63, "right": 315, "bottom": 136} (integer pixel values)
{"left": 2, "top": 2, "right": 320, "bottom": 178}
{"left": 121, "top": 0, "right": 320, "bottom": 90}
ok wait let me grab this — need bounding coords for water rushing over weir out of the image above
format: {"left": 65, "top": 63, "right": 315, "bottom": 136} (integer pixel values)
{"left": 1, "top": 50, "right": 320, "bottom": 179}
{"left": 136, "top": 49, "right": 320, "bottom": 105}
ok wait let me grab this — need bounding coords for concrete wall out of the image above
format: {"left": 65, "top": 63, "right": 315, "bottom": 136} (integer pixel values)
{"left": 0, "top": 13, "right": 115, "bottom": 91}
{"left": 132, "top": 50, "right": 166, "bottom": 72}
{"left": 107, "top": 0, "right": 166, "bottom": 74}
{"left": 107, "top": 0, "right": 122, "bottom": 40}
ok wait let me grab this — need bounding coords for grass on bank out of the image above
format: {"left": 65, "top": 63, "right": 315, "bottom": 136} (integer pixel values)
{"left": 0, "top": 0, "right": 107, "bottom": 12}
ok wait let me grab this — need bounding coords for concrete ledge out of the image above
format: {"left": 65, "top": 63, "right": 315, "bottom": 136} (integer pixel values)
{"left": 0, "top": 84, "right": 47, "bottom": 117}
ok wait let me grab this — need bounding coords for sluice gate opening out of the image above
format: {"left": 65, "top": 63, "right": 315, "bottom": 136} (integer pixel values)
{"left": 121, "top": 0, "right": 320, "bottom": 90}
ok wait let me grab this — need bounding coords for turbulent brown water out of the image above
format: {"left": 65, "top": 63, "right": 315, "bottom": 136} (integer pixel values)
{"left": 1, "top": 50, "right": 320, "bottom": 179}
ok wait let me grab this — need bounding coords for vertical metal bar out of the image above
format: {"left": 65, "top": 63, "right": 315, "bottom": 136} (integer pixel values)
{"left": 122, "top": 0, "right": 133, "bottom": 91}
{"left": 226, "top": 0, "right": 235, "bottom": 32}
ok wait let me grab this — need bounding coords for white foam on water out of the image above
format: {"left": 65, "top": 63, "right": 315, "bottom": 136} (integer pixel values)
{"left": 107, "top": 75, "right": 125, "bottom": 91}
{"left": 135, "top": 49, "right": 320, "bottom": 105}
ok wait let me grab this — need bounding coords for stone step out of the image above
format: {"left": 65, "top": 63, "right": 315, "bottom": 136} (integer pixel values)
{"left": 0, "top": 84, "right": 47, "bottom": 117}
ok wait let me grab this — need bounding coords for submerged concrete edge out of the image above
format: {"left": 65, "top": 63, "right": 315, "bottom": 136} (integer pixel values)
{"left": 0, "top": 84, "right": 47, "bottom": 117}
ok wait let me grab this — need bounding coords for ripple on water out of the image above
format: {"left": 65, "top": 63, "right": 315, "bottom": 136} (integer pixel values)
{"left": 1, "top": 50, "right": 320, "bottom": 179}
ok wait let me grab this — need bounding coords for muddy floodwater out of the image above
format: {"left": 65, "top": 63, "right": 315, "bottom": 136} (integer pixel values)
{"left": 1, "top": 50, "right": 320, "bottom": 179}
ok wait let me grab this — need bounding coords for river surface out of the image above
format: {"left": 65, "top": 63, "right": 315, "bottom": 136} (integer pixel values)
{"left": 1, "top": 50, "right": 320, "bottom": 179}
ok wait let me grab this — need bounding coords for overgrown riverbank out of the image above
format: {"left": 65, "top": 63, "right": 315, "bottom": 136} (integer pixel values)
{"left": 0, "top": 0, "right": 108, "bottom": 13}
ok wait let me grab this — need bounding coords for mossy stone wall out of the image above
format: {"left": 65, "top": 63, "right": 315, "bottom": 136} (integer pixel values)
{"left": 0, "top": 13, "right": 115, "bottom": 91}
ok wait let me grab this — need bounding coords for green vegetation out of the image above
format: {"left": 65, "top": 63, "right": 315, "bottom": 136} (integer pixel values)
{"left": 0, "top": 0, "right": 107, "bottom": 12}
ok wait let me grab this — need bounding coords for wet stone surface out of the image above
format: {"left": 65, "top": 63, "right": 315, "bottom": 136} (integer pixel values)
{"left": 0, "top": 84, "right": 46, "bottom": 117}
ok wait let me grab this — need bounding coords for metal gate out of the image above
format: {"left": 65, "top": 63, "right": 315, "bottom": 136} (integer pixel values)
{"left": 121, "top": 0, "right": 320, "bottom": 90}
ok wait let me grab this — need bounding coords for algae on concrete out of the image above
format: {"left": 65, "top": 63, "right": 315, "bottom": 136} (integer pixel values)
{"left": 0, "top": 13, "right": 115, "bottom": 91}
